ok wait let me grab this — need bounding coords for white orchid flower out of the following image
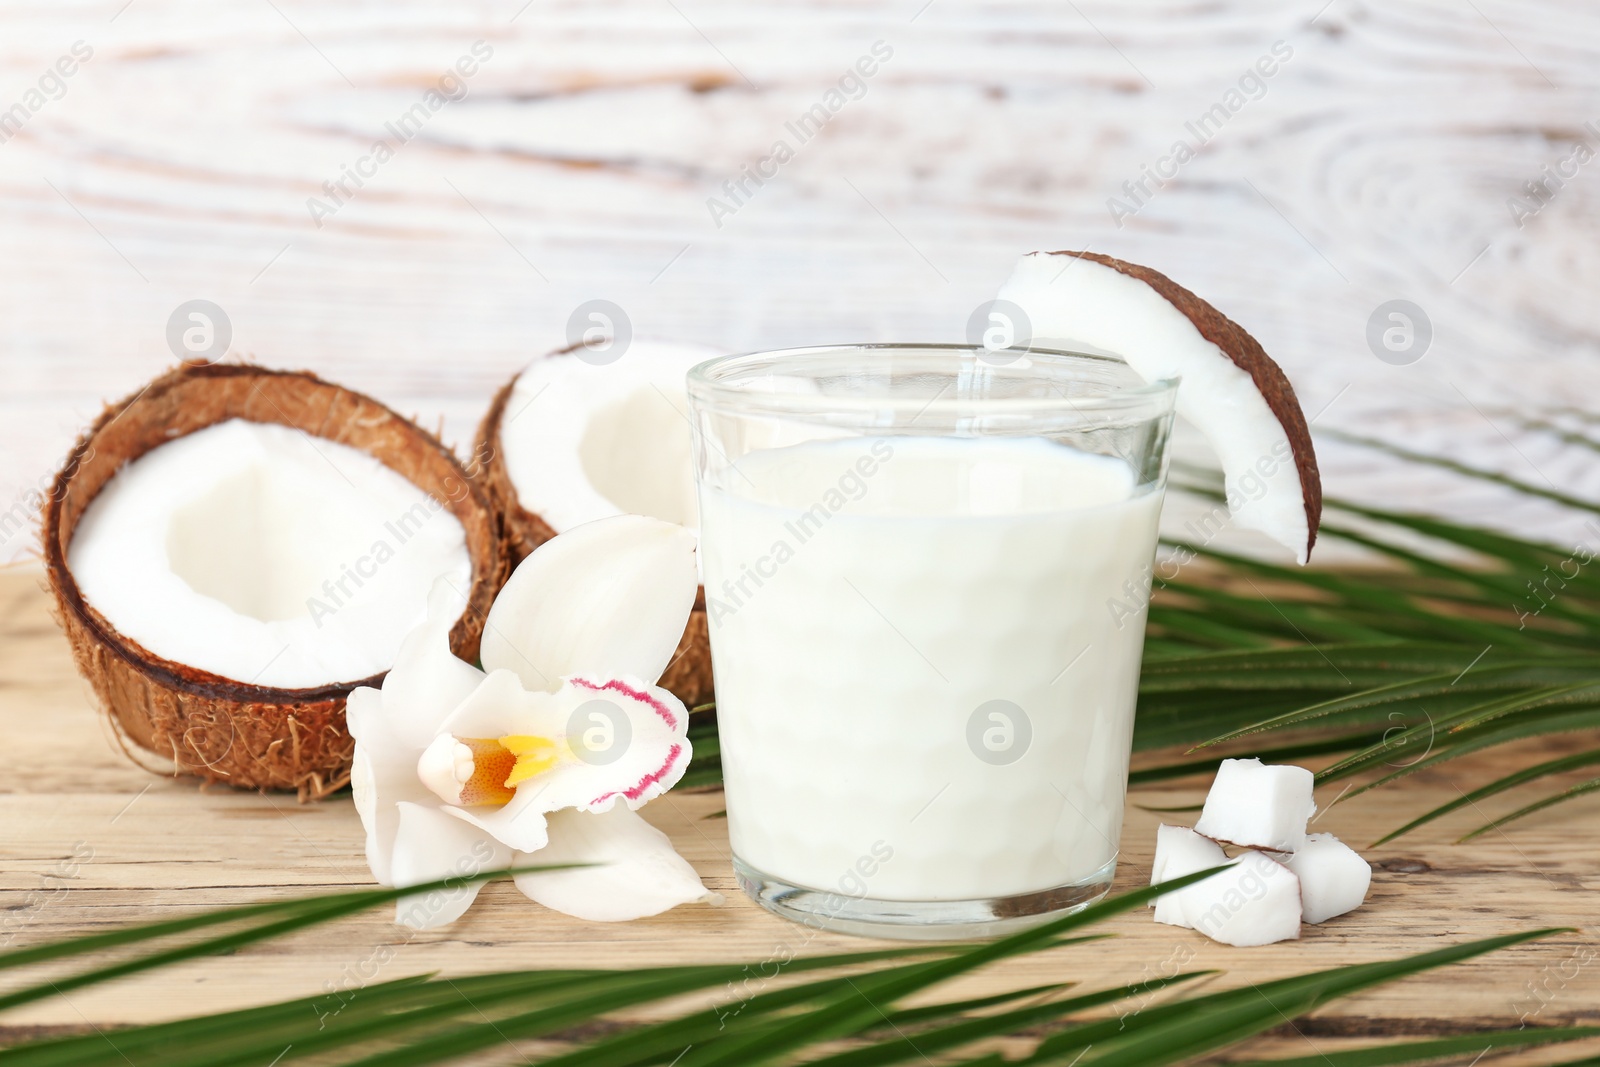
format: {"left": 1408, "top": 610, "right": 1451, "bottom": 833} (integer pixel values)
{"left": 346, "top": 514, "right": 717, "bottom": 928}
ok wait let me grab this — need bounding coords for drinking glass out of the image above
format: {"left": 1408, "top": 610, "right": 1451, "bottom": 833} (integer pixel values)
{"left": 687, "top": 343, "right": 1177, "bottom": 939}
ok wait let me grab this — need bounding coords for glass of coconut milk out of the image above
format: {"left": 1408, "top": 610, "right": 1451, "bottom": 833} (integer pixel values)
{"left": 687, "top": 344, "right": 1177, "bottom": 939}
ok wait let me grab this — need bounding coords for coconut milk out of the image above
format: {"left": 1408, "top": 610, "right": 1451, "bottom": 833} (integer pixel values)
{"left": 700, "top": 435, "right": 1163, "bottom": 903}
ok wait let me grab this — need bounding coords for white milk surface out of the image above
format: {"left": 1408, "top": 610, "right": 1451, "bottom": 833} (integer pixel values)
{"left": 701, "top": 435, "right": 1163, "bottom": 902}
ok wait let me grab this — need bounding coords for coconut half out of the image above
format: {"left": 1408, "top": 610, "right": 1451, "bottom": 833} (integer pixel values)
{"left": 42, "top": 364, "right": 506, "bottom": 798}
{"left": 473, "top": 339, "right": 720, "bottom": 708}
{"left": 996, "top": 251, "right": 1322, "bottom": 564}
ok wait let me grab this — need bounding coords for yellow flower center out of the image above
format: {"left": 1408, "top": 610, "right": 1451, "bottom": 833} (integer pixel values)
{"left": 442, "top": 735, "right": 561, "bottom": 806}
{"left": 450, "top": 738, "right": 516, "bottom": 806}
{"left": 499, "top": 735, "right": 562, "bottom": 787}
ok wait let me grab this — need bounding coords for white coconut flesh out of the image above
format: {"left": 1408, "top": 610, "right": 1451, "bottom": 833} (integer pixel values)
{"left": 1152, "top": 758, "right": 1372, "bottom": 946}
{"left": 500, "top": 340, "right": 723, "bottom": 534}
{"left": 68, "top": 419, "right": 471, "bottom": 689}
{"left": 1284, "top": 832, "right": 1372, "bottom": 925}
{"left": 1194, "top": 757, "right": 1317, "bottom": 853}
{"left": 996, "top": 252, "right": 1316, "bottom": 564}
{"left": 1150, "top": 823, "right": 1226, "bottom": 926}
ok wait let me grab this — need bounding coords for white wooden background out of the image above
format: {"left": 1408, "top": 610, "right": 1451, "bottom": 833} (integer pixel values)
{"left": 3, "top": 0, "right": 1600, "bottom": 561}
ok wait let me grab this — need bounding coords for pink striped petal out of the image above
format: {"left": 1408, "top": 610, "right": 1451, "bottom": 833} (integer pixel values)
{"left": 507, "top": 675, "right": 692, "bottom": 815}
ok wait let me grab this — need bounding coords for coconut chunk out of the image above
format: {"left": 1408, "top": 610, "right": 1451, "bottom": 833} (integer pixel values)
{"left": 1194, "top": 758, "right": 1316, "bottom": 853}
{"left": 1284, "top": 832, "right": 1372, "bottom": 924}
{"left": 1150, "top": 824, "right": 1227, "bottom": 928}
{"left": 995, "top": 251, "right": 1321, "bottom": 564}
{"left": 1178, "top": 850, "right": 1302, "bottom": 947}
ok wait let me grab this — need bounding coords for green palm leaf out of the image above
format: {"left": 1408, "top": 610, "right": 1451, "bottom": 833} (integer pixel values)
{"left": 1129, "top": 442, "right": 1600, "bottom": 839}
{"left": 1457, "top": 775, "right": 1600, "bottom": 841}
{"left": 0, "top": 874, "right": 1589, "bottom": 1067}
{"left": 1371, "top": 746, "right": 1600, "bottom": 845}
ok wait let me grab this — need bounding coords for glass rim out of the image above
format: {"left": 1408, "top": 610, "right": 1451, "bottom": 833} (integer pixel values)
{"left": 686, "top": 342, "right": 1179, "bottom": 420}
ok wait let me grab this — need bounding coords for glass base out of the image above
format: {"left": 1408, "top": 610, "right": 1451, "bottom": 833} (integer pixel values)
{"left": 733, "top": 855, "right": 1117, "bottom": 941}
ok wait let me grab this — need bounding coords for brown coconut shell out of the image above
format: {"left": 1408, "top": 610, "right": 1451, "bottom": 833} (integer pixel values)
{"left": 41, "top": 363, "right": 508, "bottom": 800}
{"left": 1045, "top": 250, "right": 1323, "bottom": 559}
{"left": 471, "top": 355, "right": 715, "bottom": 711}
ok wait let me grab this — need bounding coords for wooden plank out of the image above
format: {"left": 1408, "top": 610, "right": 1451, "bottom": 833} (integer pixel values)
{"left": 2, "top": 568, "right": 1597, "bottom": 1062}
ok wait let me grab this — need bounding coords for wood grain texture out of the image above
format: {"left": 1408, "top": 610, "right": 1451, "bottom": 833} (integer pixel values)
{"left": 3, "top": 1, "right": 1600, "bottom": 567}
{"left": 2, "top": 568, "right": 1597, "bottom": 1062}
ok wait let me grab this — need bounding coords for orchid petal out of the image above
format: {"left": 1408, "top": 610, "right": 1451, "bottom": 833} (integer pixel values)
{"left": 437, "top": 669, "right": 569, "bottom": 741}
{"left": 440, "top": 787, "right": 552, "bottom": 854}
{"left": 347, "top": 687, "right": 434, "bottom": 887}
{"left": 513, "top": 676, "right": 691, "bottom": 815}
{"left": 389, "top": 801, "right": 510, "bottom": 929}
{"left": 513, "top": 807, "right": 719, "bottom": 922}
{"left": 382, "top": 578, "right": 486, "bottom": 749}
{"left": 481, "top": 515, "right": 697, "bottom": 691}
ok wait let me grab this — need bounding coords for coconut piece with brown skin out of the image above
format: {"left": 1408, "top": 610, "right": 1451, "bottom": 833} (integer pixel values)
{"left": 41, "top": 363, "right": 507, "bottom": 799}
{"left": 473, "top": 340, "right": 719, "bottom": 709}
{"left": 997, "top": 251, "right": 1323, "bottom": 563}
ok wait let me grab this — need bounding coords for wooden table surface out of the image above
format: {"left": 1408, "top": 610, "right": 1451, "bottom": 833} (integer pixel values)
{"left": 3, "top": 567, "right": 1597, "bottom": 1063}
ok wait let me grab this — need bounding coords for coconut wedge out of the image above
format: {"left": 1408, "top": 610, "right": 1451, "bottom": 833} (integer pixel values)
{"left": 42, "top": 364, "right": 506, "bottom": 798}
{"left": 473, "top": 340, "right": 720, "bottom": 708}
{"left": 997, "top": 251, "right": 1322, "bottom": 563}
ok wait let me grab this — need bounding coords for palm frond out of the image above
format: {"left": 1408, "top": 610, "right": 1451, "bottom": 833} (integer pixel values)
{"left": 1131, "top": 444, "right": 1600, "bottom": 841}
{"left": 1371, "top": 746, "right": 1600, "bottom": 845}
{"left": 0, "top": 873, "right": 1590, "bottom": 1066}
{"left": 1457, "top": 775, "right": 1600, "bottom": 842}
